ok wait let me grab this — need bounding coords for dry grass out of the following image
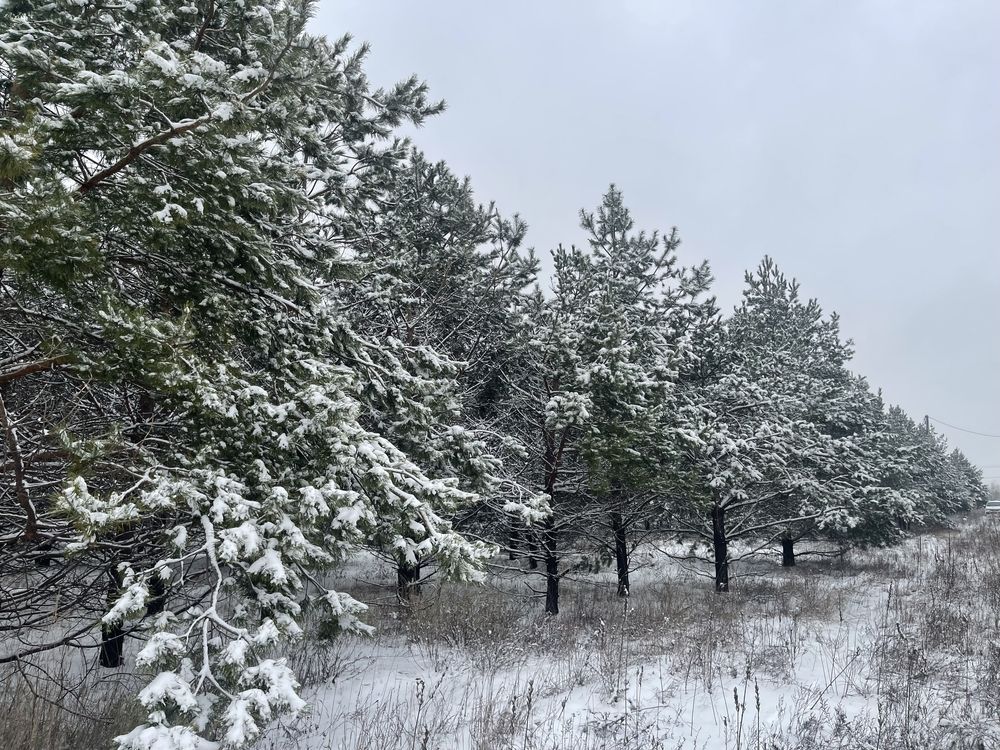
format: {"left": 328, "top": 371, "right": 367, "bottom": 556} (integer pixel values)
{"left": 4, "top": 517, "right": 999, "bottom": 750}
{"left": 255, "top": 516, "right": 1000, "bottom": 750}
{"left": 0, "top": 655, "right": 143, "bottom": 750}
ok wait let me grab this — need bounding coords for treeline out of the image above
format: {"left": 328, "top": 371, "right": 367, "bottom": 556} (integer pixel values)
{"left": 0, "top": 1, "right": 986, "bottom": 748}
{"left": 378, "top": 178, "right": 987, "bottom": 609}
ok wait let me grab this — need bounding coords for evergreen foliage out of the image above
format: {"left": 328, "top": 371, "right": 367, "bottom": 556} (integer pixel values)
{"left": 0, "top": 1, "right": 988, "bottom": 746}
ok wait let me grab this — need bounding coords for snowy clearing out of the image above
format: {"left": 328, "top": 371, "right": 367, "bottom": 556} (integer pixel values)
{"left": 250, "top": 514, "right": 1000, "bottom": 750}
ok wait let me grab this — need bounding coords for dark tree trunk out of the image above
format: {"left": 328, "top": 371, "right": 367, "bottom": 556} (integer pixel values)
{"left": 541, "top": 432, "right": 562, "bottom": 612}
{"left": 781, "top": 537, "right": 796, "bottom": 567}
{"left": 396, "top": 560, "right": 421, "bottom": 602}
{"left": 508, "top": 528, "right": 518, "bottom": 561}
{"left": 611, "top": 512, "right": 630, "bottom": 597}
{"left": 544, "top": 526, "right": 559, "bottom": 615}
{"left": 147, "top": 576, "right": 167, "bottom": 615}
{"left": 526, "top": 535, "right": 539, "bottom": 569}
{"left": 100, "top": 569, "right": 124, "bottom": 668}
{"left": 711, "top": 503, "right": 729, "bottom": 593}
{"left": 99, "top": 623, "right": 124, "bottom": 668}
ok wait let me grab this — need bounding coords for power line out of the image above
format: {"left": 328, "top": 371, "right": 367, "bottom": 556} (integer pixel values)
{"left": 928, "top": 416, "right": 1000, "bottom": 439}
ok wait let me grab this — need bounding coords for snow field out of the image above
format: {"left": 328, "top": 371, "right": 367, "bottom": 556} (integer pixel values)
{"left": 3, "top": 517, "right": 996, "bottom": 749}
{"left": 253, "top": 515, "right": 1000, "bottom": 750}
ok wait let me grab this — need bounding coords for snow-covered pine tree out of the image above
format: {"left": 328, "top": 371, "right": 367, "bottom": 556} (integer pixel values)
{"left": 1, "top": 1, "right": 490, "bottom": 746}
{"left": 572, "top": 190, "right": 713, "bottom": 598}
{"left": 806, "top": 378, "right": 910, "bottom": 553}
{"left": 878, "top": 410, "right": 987, "bottom": 528}
{"left": 506, "top": 187, "right": 711, "bottom": 610}
{"left": 834, "top": 397, "right": 987, "bottom": 552}
{"left": 343, "top": 150, "right": 540, "bottom": 598}
{"left": 947, "top": 447, "right": 989, "bottom": 510}
{"left": 746, "top": 277, "right": 882, "bottom": 566}
{"left": 670, "top": 259, "right": 867, "bottom": 589}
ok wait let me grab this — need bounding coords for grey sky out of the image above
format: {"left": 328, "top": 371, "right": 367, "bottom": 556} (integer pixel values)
{"left": 314, "top": 1, "right": 1000, "bottom": 473}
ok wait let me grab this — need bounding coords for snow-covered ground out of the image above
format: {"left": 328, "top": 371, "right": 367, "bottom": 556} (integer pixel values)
{"left": 5, "top": 518, "right": 995, "bottom": 749}
{"left": 252, "top": 515, "right": 1000, "bottom": 750}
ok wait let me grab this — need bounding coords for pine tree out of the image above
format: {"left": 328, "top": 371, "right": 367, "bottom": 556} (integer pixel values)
{"left": 876, "top": 410, "right": 987, "bottom": 529}
{"left": 343, "top": 150, "right": 539, "bottom": 599}
{"left": 670, "top": 259, "right": 871, "bottom": 589}
{"left": 947, "top": 448, "right": 989, "bottom": 510}
{"left": 1, "top": 2, "right": 490, "bottom": 746}
{"left": 506, "top": 187, "right": 711, "bottom": 610}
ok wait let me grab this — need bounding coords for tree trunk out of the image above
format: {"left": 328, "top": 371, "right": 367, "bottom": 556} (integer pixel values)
{"left": 541, "top": 434, "right": 561, "bottom": 612}
{"left": 508, "top": 527, "right": 518, "bottom": 561}
{"left": 99, "top": 623, "right": 124, "bottom": 668}
{"left": 396, "top": 560, "right": 421, "bottom": 602}
{"left": 100, "top": 569, "right": 125, "bottom": 668}
{"left": 0, "top": 390, "right": 40, "bottom": 546}
{"left": 611, "top": 512, "right": 630, "bottom": 597}
{"left": 527, "top": 535, "right": 539, "bottom": 569}
{"left": 781, "top": 536, "right": 796, "bottom": 567}
{"left": 544, "top": 526, "right": 559, "bottom": 615}
{"left": 711, "top": 503, "right": 729, "bottom": 593}
{"left": 147, "top": 576, "right": 167, "bottom": 616}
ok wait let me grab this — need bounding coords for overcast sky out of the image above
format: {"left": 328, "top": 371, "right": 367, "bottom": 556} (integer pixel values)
{"left": 314, "top": 1, "right": 1000, "bottom": 474}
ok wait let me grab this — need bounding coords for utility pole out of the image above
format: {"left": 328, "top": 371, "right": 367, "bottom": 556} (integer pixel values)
{"left": 924, "top": 415, "right": 930, "bottom": 433}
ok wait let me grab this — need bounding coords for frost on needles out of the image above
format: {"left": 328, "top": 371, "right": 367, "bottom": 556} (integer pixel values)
{"left": 1, "top": 0, "right": 498, "bottom": 746}
{"left": 0, "top": 0, "right": 988, "bottom": 748}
